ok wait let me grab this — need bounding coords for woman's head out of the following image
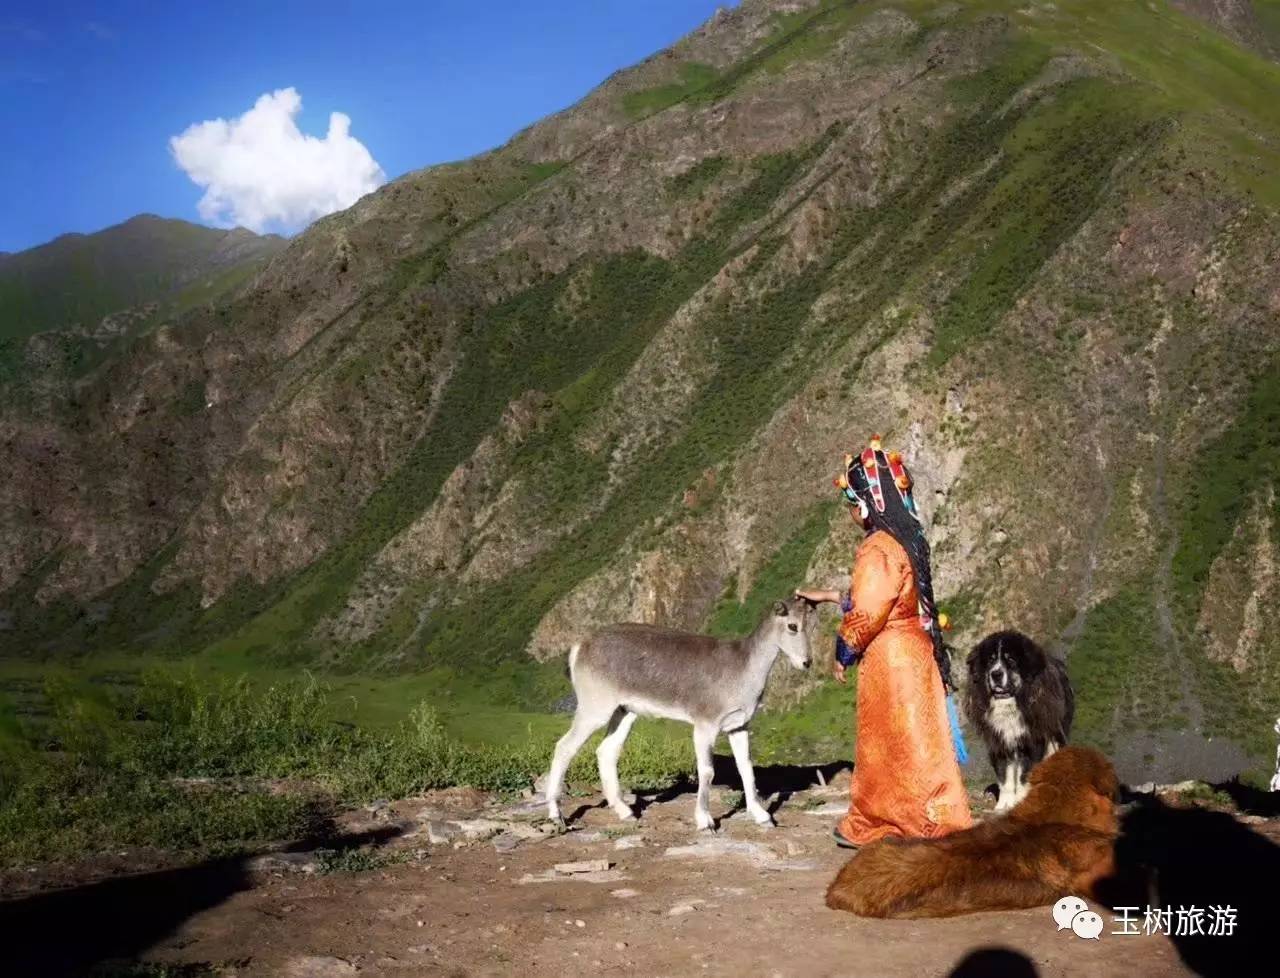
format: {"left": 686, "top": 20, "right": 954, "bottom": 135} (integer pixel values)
{"left": 834, "top": 435, "right": 921, "bottom": 533}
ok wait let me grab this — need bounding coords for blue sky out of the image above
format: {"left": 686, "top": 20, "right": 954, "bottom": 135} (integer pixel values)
{"left": 0, "top": 1, "right": 736, "bottom": 253}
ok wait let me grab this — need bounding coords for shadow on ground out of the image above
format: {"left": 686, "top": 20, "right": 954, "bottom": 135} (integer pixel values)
{"left": 1210, "top": 779, "right": 1280, "bottom": 818}
{"left": 1096, "top": 795, "right": 1280, "bottom": 978}
{"left": 948, "top": 947, "right": 1039, "bottom": 978}
{"left": 632, "top": 755, "right": 851, "bottom": 819}
{"left": 0, "top": 825, "right": 404, "bottom": 977}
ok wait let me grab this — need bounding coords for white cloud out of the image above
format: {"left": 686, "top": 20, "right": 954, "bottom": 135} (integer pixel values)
{"left": 170, "top": 87, "right": 385, "bottom": 234}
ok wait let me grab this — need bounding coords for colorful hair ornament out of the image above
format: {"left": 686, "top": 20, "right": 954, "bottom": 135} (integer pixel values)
{"left": 861, "top": 446, "right": 886, "bottom": 513}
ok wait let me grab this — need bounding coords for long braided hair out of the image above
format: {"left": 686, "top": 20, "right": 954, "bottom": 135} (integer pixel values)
{"left": 842, "top": 444, "right": 955, "bottom": 692}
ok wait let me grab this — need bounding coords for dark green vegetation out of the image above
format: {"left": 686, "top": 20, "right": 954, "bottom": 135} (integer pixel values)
{"left": 1068, "top": 587, "right": 1175, "bottom": 750}
{"left": 87, "top": 963, "right": 225, "bottom": 978}
{"left": 0, "top": 215, "right": 284, "bottom": 342}
{"left": 1173, "top": 360, "right": 1280, "bottom": 756}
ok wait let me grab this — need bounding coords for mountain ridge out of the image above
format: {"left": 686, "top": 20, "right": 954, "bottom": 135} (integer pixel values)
{"left": 0, "top": 214, "right": 286, "bottom": 342}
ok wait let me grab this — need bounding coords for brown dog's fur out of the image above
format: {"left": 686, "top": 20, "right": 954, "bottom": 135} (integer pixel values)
{"left": 825, "top": 747, "right": 1119, "bottom": 918}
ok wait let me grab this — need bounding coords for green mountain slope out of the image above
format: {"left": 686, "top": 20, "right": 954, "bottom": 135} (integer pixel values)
{"left": 2, "top": 0, "right": 1278, "bottom": 782}
{"left": 0, "top": 215, "right": 286, "bottom": 342}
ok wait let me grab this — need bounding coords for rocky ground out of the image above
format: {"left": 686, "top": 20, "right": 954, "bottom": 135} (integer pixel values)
{"left": 6, "top": 766, "right": 1275, "bottom": 978}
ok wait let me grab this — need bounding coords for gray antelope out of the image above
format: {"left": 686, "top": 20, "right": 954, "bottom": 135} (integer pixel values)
{"left": 544, "top": 597, "right": 814, "bottom": 830}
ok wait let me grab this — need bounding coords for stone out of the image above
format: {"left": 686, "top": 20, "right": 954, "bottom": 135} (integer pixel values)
{"left": 613, "top": 835, "right": 645, "bottom": 850}
{"left": 492, "top": 832, "right": 523, "bottom": 853}
{"left": 766, "top": 859, "right": 818, "bottom": 872}
{"left": 424, "top": 820, "right": 460, "bottom": 844}
{"left": 664, "top": 838, "right": 779, "bottom": 867}
{"left": 1159, "top": 780, "right": 1206, "bottom": 794}
{"left": 554, "top": 859, "right": 612, "bottom": 874}
{"left": 562, "top": 830, "right": 606, "bottom": 844}
{"left": 449, "top": 818, "right": 509, "bottom": 840}
{"left": 518, "top": 869, "right": 629, "bottom": 885}
{"left": 247, "top": 851, "right": 321, "bottom": 875}
{"left": 667, "top": 903, "right": 699, "bottom": 917}
{"left": 799, "top": 803, "right": 847, "bottom": 817}
{"left": 282, "top": 955, "right": 357, "bottom": 977}
{"left": 500, "top": 799, "right": 547, "bottom": 818}
{"left": 610, "top": 888, "right": 639, "bottom": 899}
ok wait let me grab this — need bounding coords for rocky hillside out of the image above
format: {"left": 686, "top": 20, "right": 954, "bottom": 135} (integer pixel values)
{"left": 1, "top": 1, "right": 1278, "bottom": 779}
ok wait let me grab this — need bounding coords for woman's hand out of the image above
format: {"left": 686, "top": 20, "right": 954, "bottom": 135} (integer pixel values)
{"left": 794, "top": 587, "right": 840, "bottom": 605}
{"left": 832, "top": 657, "right": 848, "bottom": 685}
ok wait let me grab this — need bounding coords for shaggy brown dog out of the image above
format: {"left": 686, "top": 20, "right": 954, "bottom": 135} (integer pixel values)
{"left": 825, "top": 746, "right": 1119, "bottom": 918}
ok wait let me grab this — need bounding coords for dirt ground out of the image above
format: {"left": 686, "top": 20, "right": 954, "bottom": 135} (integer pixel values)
{"left": 3, "top": 766, "right": 1275, "bottom": 978}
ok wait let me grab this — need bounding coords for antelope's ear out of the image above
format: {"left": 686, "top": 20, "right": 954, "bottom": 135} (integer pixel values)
{"left": 774, "top": 600, "right": 789, "bottom": 617}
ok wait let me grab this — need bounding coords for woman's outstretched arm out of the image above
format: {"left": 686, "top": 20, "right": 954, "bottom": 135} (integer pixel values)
{"left": 794, "top": 587, "right": 841, "bottom": 604}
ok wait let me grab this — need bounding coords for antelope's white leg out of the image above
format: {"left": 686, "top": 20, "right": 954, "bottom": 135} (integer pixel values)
{"left": 546, "top": 706, "right": 612, "bottom": 825}
{"left": 727, "top": 728, "right": 772, "bottom": 826}
{"left": 597, "top": 710, "right": 638, "bottom": 820}
{"left": 692, "top": 723, "right": 717, "bottom": 831}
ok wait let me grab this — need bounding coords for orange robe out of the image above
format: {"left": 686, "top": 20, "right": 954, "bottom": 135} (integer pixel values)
{"left": 837, "top": 531, "right": 973, "bottom": 846}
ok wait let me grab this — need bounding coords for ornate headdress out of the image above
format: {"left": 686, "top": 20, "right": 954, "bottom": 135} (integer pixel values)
{"left": 835, "top": 434, "right": 920, "bottom": 527}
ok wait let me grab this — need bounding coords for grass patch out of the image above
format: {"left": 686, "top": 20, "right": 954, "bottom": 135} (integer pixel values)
{"left": 618, "top": 1, "right": 870, "bottom": 119}
{"left": 0, "top": 671, "right": 693, "bottom": 868}
{"left": 667, "top": 155, "right": 729, "bottom": 198}
{"left": 1172, "top": 360, "right": 1280, "bottom": 605}
{"left": 621, "top": 62, "right": 717, "bottom": 118}
{"left": 929, "top": 76, "right": 1161, "bottom": 363}
{"left": 88, "top": 963, "right": 226, "bottom": 978}
{"left": 313, "top": 845, "right": 413, "bottom": 875}
{"left": 1067, "top": 586, "right": 1169, "bottom": 750}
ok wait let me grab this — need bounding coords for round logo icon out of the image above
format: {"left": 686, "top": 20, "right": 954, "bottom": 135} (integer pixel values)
{"left": 1052, "top": 895, "right": 1089, "bottom": 931}
{"left": 1071, "top": 910, "right": 1104, "bottom": 940}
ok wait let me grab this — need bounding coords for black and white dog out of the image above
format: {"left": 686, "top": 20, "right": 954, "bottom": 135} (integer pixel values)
{"left": 965, "top": 630, "right": 1075, "bottom": 811}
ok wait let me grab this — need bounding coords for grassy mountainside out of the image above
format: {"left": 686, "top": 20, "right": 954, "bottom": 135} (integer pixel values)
{"left": 0, "top": 214, "right": 285, "bottom": 341}
{"left": 2, "top": 0, "right": 1279, "bottom": 783}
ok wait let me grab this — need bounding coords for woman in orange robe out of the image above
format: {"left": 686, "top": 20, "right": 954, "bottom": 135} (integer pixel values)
{"left": 798, "top": 437, "right": 972, "bottom": 848}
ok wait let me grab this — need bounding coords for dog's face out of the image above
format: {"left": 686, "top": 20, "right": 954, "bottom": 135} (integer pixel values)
{"left": 968, "top": 631, "right": 1047, "bottom": 701}
{"left": 984, "top": 639, "right": 1024, "bottom": 699}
